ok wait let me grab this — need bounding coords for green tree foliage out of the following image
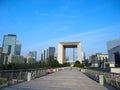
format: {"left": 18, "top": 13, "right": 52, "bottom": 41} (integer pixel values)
{"left": 63, "top": 62, "right": 71, "bottom": 67}
{"left": 74, "top": 61, "right": 84, "bottom": 68}
{"left": 0, "top": 60, "right": 60, "bottom": 70}
{"left": 0, "top": 60, "right": 73, "bottom": 70}
{"left": 47, "top": 60, "right": 59, "bottom": 68}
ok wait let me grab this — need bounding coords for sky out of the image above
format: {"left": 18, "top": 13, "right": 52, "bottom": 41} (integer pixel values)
{"left": 0, "top": 0, "right": 120, "bottom": 60}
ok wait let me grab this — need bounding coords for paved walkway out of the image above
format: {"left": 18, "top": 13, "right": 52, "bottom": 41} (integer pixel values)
{"left": 2, "top": 67, "right": 110, "bottom": 90}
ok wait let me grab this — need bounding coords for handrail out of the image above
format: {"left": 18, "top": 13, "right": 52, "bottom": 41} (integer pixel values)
{"left": 0, "top": 68, "right": 60, "bottom": 88}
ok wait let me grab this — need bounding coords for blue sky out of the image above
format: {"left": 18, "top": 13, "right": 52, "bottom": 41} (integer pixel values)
{"left": 0, "top": 0, "right": 120, "bottom": 60}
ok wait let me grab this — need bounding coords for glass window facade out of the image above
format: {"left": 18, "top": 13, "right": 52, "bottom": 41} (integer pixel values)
{"left": 2, "top": 34, "right": 16, "bottom": 55}
{"left": 15, "top": 41, "right": 21, "bottom": 55}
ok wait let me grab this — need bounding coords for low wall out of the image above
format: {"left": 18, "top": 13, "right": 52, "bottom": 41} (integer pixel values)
{"left": 81, "top": 69, "right": 120, "bottom": 89}
{"left": 111, "top": 68, "right": 120, "bottom": 74}
{"left": 0, "top": 68, "right": 61, "bottom": 89}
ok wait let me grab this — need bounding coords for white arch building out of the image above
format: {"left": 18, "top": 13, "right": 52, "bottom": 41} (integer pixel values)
{"left": 57, "top": 42, "right": 82, "bottom": 64}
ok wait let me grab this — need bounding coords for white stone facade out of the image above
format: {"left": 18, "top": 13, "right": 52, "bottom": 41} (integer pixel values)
{"left": 57, "top": 42, "right": 82, "bottom": 64}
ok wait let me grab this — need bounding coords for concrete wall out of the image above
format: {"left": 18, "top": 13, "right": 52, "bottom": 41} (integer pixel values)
{"left": 57, "top": 43, "right": 63, "bottom": 64}
{"left": 111, "top": 68, "right": 120, "bottom": 73}
{"left": 108, "top": 46, "right": 120, "bottom": 67}
{"left": 108, "top": 46, "right": 120, "bottom": 62}
{"left": 77, "top": 43, "right": 82, "bottom": 64}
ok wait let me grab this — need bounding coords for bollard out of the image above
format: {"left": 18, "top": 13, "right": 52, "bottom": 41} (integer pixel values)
{"left": 56, "top": 68, "right": 58, "bottom": 72}
{"left": 99, "top": 75, "right": 104, "bottom": 85}
{"left": 27, "top": 72, "right": 31, "bottom": 81}
{"left": 53, "top": 69, "right": 56, "bottom": 72}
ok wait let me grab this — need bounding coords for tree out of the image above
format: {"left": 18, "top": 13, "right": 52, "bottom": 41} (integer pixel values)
{"left": 74, "top": 61, "right": 84, "bottom": 68}
{"left": 63, "top": 62, "right": 71, "bottom": 67}
{"left": 47, "top": 60, "right": 59, "bottom": 68}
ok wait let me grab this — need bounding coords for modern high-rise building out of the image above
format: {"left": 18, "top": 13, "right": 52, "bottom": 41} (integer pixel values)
{"left": 15, "top": 40, "right": 21, "bottom": 55}
{"left": 41, "top": 50, "right": 44, "bottom": 61}
{"left": 2, "top": 34, "right": 22, "bottom": 64}
{"left": 47, "top": 47, "right": 55, "bottom": 60}
{"left": 28, "top": 51, "right": 37, "bottom": 61}
{"left": 43, "top": 49, "right": 47, "bottom": 60}
{"left": 2, "top": 34, "right": 16, "bottom": 55}
{"left": 41, "top": 47, "right": 55, "bottom": 61}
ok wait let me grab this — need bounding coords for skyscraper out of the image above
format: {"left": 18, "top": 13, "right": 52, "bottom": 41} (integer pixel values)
{"left": 41, "top": 47, "right": 55, "bottom": 61}
{"left": 41, "top": 50, "right": 44, "bottom": 61}
{"left": 28, "top": 51, "right": 37, "bottom": 61}
{"left": 48, "top": 47, "right": 55, "bottom": 60}
{"left": 2, "top": 34, "right": 16, "bottom": 55}
{"left": 15, "top": 40, "right": 21, "bottom": 55}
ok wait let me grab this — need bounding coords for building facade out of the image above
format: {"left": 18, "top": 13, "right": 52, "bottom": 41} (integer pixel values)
{"left": 107, "top": 38, "right": 120, "bottom": 67}
{"left": 2, "top": 34, "right": 22, "bottom": 64}
{"left": 2, "top": 34, "right": 16, "bottom": 55}
{"left": 57, "top": 42, "right": 82, "bottom": 64}
{"left": 3, "top": 54, "right": 24, "bottom": 64}
{"left": 26, "top": 55, "right": 36, "bottom": 64}
{"left": 28, "top": 51, "right": 37, "bottom": 61}
{"left": 41, "top": 47, "right": 55, "bottom": 61}
{"left": 41, "top": 50, "right": 47, "bottom": 61}
{"left": 15, "top": 40, "right": 21, "bottom": 55}
{"left": 41, "top": 50, "right": 44, "bottom": 61}
{"left": 47, "top": 47, "right": 55, "bottom": 60}
{"left": 89, "top": 53, "right": 108, "bottom": 68}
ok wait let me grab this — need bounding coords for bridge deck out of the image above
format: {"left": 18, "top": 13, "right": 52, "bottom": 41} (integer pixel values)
{"left": 2, "top": 68, "right": 110, "bottom": 90}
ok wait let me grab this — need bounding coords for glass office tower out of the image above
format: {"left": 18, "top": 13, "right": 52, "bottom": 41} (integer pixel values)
{"left": 15, "top": 40, "right": 21, "bottom": 55}
{"left": 2, "top": 34, "right": 16, "bottom": 55}
{"left": 48, "top": 47, "right": 55, "bottom": 60}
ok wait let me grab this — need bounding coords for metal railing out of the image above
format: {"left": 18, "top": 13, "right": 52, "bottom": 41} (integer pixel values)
{"left": 0, "top": 68, "right": 60, "bottom": 88}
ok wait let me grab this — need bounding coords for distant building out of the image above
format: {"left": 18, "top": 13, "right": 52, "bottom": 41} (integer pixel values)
{"left": 41, "top": 47, "right": 55, "bottom": 61}
{"left": 0, "top": 47, "right": 2, "bottom": 65}
{"left": 41, "top": 49, "right": 47, "bottom": 61}
{"left": 3, "top": 54, "right": 24, "bottom": 64}
{"left": 28, "top": 51, "right": 37, "bottom": 61}
{"left": 47, "top": 47, "right": 55, "bottom": 60}
{"left": 89, "top": 53, "right": 108, "bottom": 68}
{"left": 26, "top": 55, "right": 35, "bottom": 64}
{"left": 41, "top": 47, "right": 56, "bottom": 61}
{"left": 107, "top": 38, "right": 120, "bottom": 67}
{"left": 84, "top": 59, "right": 89, "bottom": 66}
{"left": 15, "top": 40, "right": 21, "bottom": 55}
{"left": 41, "top": 50, "right": 44, "bottom": 61}
{"left": 88, "top": 54, "right": 96, "bottom": 67}
{"left": 1, "top": 34, "right": 22, "bottom": 64}
{"left": 44, "top": 49, "right": 47, "bottom": 60}
{"left": 2, "top": 34, "right": 16, "bottom": 55}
